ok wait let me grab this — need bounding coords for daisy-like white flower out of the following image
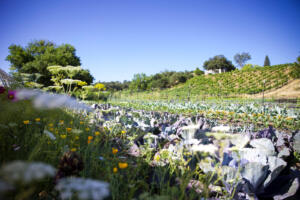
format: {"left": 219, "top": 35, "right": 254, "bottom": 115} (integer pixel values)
{"left": 55, "top": 177, "right": 110, "bottom": 200}
{"left": 0, "top": 161, "right": 56, "bottom": 185}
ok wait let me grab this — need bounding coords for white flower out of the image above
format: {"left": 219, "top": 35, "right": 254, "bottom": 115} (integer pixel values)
{"left": 44, "top": 129, "right": 56, "bottom": 140}
{"left": 0, "top": 161, "right": 56, "bottom": 184}
{"left": 55, "top": 177, "right": 110, "bottom": 200}
{"left": 15, "top": 89, "right": 92, "bottom": 111}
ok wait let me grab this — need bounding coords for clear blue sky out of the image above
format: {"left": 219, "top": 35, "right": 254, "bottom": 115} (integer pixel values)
{"left": 0, "top": 0, "right": 299, "bottom": 82}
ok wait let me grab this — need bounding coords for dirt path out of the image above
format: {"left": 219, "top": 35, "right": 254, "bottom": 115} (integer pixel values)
{"left": 253, "top": 79, "right": 300, "bottom": 99}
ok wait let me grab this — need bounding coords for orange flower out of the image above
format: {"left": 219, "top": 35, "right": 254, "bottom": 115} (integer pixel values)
{"left": 113, "top": 167, "right": 118, "bottom": 173}
{"left": 88, "top": 140, "right": 92, "bottom": 144}
{"left": 66, "top": 128, "right": 72, "bottom": 132}
{"left": 118, "top": 162, "right": 128, "bottom": 169}
{"left": 112, "top": 148, "right": 118, "bottom": 155}
{"left": 23, "top": 120, "right": 30, "bottom": 125}
{"left": 88, "top": 136, "right": 93, "bottom": 140}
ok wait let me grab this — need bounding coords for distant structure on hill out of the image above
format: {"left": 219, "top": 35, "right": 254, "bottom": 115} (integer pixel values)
{"left": 204, "top": 68, "right": 227, "bottom": 75}
{"left": 0, "top": 68, "right": 14, "bottom": 87}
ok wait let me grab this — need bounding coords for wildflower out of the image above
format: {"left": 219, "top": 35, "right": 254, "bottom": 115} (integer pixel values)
{"left": 66, "top": 128, "right": 72, "bottom": 132}
{"left": 88, "top": 136, "right": 93, "bottom": 140}
{"left": 154, "top": 155, "right": 160, "bottom": 162}
{"left": 95, "top": 131, "right": 100, "bottom": 136}
{"left": 70, "top": 121, "right": 73, "bottom": 125}
{"left": 0, "top": 161, "right": 56, "bottom": 184}
{"left": 50, "top": 128, "right": 54, "bottom": 131}
{"left": 59, "top": 120, "right": 64, "bottom": 125}
{"left": 55, "top": 177, "right": 109, "bottom": 200}
{"left": 35, "top": 118, "right": 41, "bottom": 122}
{"left": 87, "top": 140, "right": 92, "bottom": 144}
{"left": 0, "top": 86, "right": 5, "bottom": 94}
{"left": 48, "top": 123, "right": 54, "bottom": 127}
{"left": 23, "top": 120, "right": 30, "bottom": 125}
{"left": 15, "top": 89, "right": 92, "bottom": 111}
{"left": 60, "top": 135, "right": 67, "bottom": 139}
{"left": 71, "top": 148, "right": 77, "bottom": 152}
{"left": 44, "top": 130, "right": 56, "bottom": 140}
{"left": 75, "top": 136, "right": 80, "bottom": 140}
{"left": 118, "top": 162, "right": 128, "bottom": 169}
{"left": 85, "top": 127, "right": 90, "bottom": 131}
{"left": 7, "top": 90, "right": 16, "bottom": 101}
{"left": 286, "top": 117, "right": 293, "bottom": 121}
{"left": 121, "top": 130, "right": 126, "bottom": 134}
{"left": 80, "top": 121, "right": 84, "bottom": 125}
{"left": 113, "top": 167, "right": 118, "bottom": 173}
{"left": 112, "top": 148, "right": 118, "bottom": 155}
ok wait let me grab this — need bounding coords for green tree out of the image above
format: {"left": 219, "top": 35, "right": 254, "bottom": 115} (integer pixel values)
{"left": 194, "top": 67, "right": 204, "bottom": 75}
{"left": 5, "top": 40, "right": 88, "bottom": 86}
{"left": 264, "top": 55, "right": 271, "bottom": 66}
{"left": 129, "top": 73, "right": 149, "bottom": 91}
{"left": 203, "top": 55, "right": 235, "bottom": 71}
{"left": 234, "top": 52, "right": 251, "bottom": 68}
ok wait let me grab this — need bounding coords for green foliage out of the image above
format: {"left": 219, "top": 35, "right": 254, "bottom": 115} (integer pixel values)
{"left": 264, "top": 55, "right": 271, "bottom": 66}
{"left": 203, "top": 55, "right": 235, "bottom": 71}
{"left": 234, "top": 52, "right": 251, "bottom": 68}
{"left": 194, "top": 67, "right": 204, "bottom": 75}
{"left": 6, "top": 40, "right": 94, "bottom": 86}
{"left": 241, "top": 64, "right": 253, "bottom": 71}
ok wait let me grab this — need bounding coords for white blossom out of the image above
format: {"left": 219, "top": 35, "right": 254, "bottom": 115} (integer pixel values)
{"left": 55, "top": 177, "right": 110, "bottom": 200}
{"left": 0, "top": 161, "right": 56, "bottom": 184}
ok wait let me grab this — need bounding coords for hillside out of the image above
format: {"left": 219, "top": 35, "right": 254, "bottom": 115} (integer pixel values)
{"left": 117, "top": 64, "right": 299, "bottom": 100}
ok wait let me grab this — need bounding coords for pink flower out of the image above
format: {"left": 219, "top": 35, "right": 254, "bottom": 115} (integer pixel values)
{"left": 7, "top": 90, "right": 17, "bottom": 101}
{"left": 0, "top": 86, "right": 5, "bottom": 94}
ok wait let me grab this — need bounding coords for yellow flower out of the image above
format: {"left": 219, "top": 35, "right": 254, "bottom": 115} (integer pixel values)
{"left": 118, "top": 162, "right": 128, "bottom": 169}
{"left": 112, "top": 148, "right": 118, "bottom": 155}
{"left": 121, "top": 130, "right": 126, "bottom": 134}
{"left": 59, "top": 120, "right": 64, "bottom": 124}
{"left": 23, "top": 120, "right": 30, "bottom": 125}
{"left": 286, "top": 117, "right": 293, "bottom": 121}
{"left": 50, "top": 128, "right": 54, "bottom": 131}
{"left": 88, "top": 136, "right": 93, "bottom": 140}
{"left": 95, "top": 131, "right": 100, "bottom": 136}
{"left": 60, "top": 134, "right": 67, "bottom": 139}
{"left": 80, "top": 121, "right": 84, "bottom": 125}
{"left": 85, "top": 127, "right": 90, "bottom": 131}
{"left": 47, "top": 141, "right": 51, "bottom": 144}
{"left": 154, "top": 155, "right": 160, "bottom": 162}
{"left": 66, "top": 128, "right": 72, "bottom": 132}
{"left": 48, "top": 123, "right": 53, "bottom": 127}
{"left": 70, "top": 121, "right": 73, "bottom": 125}
{"left": 35, "top": 118, "right": 40, "bottom": 122}
{"left": 71, "top": 148, "right": 76, "bottom": 152}
{"left": 113, "top": 167, "right": 118, "bottom": 173}
{"left": 75, "top": 136, "right": 80, "bottom": 140}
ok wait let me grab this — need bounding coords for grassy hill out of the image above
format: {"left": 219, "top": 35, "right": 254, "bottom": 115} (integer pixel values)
{"left": 116, "top": 64, "right": 299, "bottom": 100}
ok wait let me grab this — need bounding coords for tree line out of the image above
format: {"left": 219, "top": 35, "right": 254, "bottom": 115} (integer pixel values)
{"left": 5, "top": 40, "right": 283, "bottom": 93}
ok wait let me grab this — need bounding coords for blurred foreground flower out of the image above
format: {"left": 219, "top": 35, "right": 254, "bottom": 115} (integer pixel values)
{"left": 55, "top": 177, "right": 109, "bottom": 200}
{"left": 15, "top": 89, "right": 92, "bottom": 111}
{"left": 118, "top": 162, "right": 128, "bottom": 169}
{"left": 7, "top": 90, "right": 16, "bottom": 101}
{"left": 0, "top": 161, "right": 56, "bottom": 185}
